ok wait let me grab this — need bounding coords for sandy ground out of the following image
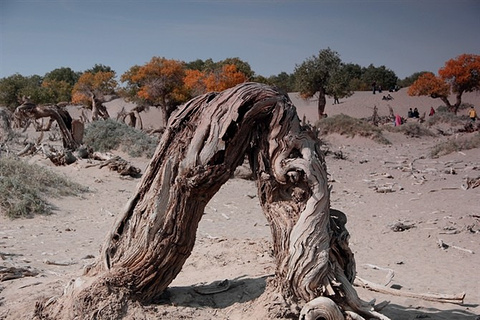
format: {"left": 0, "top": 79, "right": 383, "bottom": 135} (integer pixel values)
{"left": 1, "top": 88, "right": 480, "bottom": 319}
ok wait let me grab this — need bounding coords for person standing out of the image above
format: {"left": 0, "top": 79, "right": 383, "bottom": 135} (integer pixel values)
{"left": 469, "top": 106, "right": 477, "bottom": 122}
{"left": 429, "top": 107, "right": 435, "bottom": 116}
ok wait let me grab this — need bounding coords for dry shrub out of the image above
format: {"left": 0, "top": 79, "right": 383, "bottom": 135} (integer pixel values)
{"left": 315, "top": 114, "right": 390, "bottom": 144}
{"left": 430, "top": 133, "right": 480, "bottom": 158}
{"left": 0, "top": 156, "right": 89, "bottom": 218}
{"left": 388, "top": 122, "right": 436, "bottom": 138}
{"left": 83, "top": 119, "right": 158, "bottom": 158}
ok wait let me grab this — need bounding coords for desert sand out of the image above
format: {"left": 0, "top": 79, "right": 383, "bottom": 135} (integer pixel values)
{"left": 1, "top": 88, "right": 479, "bottom": 319}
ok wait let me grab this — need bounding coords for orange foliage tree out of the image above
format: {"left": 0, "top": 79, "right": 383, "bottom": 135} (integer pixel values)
{"left": 408, "top": 54, "right": 480, "bottom": 113}
{"left": 71, "top": 71, "right": 117, "bottom": 105}
{"left": 120, "top": 57, "right": 188, "bottom": 128}
{"left": 184, "top": 64, "right": 247, "bottom": 95}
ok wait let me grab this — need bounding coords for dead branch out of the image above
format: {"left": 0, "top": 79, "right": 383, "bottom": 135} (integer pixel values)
{"left": 92, "top": 152, "right": 141, "bottom": 177}
{"left": 354, "top": 277, "right": 465, "bottom": 305}
{"left": 0, "top": 266, "right": 39, "bottom": 281}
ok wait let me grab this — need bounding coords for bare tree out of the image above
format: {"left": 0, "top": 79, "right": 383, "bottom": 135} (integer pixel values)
{"left": 34, "top": 82, "right": 388, "bottom": 319}
{"left": 13, "top": 100, "right": 78, "bottom": 150}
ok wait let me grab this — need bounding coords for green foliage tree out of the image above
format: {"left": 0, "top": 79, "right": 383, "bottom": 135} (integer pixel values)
{"left": 398, "top": 71, "right": 429, "bottom": 88}
{"left": 85, "top": 64, "right": 115, "bottom": 74}
{"left": 43, "top": 67, "right": 80, "bottom": 86}
{"left": 294, "top": 48, "right": 345, "bottom": 119}
{"left": 266, "top": 72, "right": 296, "bottom": 93}
{"left": 342, "top": 63, "right": 364, "bottom": 90}
{"left": 361, "top": 64, "right": 398, "bottom": 92}
{"left": 42, "top": 67, "right": 81, "bottom": 103}
{"left": 0, "top": 74, "right": 44, "bottom": 110}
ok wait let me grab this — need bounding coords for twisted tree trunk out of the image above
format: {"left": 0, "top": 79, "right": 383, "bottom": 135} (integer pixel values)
{"left": 34, "top": 82, "right": 388, "bottom": 319}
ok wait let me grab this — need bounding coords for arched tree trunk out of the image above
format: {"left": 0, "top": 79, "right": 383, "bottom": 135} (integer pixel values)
{"left": 34, "top": 82, "right": 389, "bottom": 320}
{"left": 14, "top": 103, "right": 78, "bottom": 150}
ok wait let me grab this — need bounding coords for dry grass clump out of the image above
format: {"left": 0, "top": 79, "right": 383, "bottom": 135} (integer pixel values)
{"left": 316, "top": 114, "right": 390, "bottom": 144}
{"left": 83, "top": 119, "right": 158, "bottom": 158}
{"left": 426, "top": 110, "right": 465, "bottom": 127}
{"left": 0, "top": 156, "right": 89, "bottom": 218}
{"left": 430, "top": 133, "right": 480, "bottom": 158}
{"left": 387, "top": 122, "right": 436, "bottom": 138}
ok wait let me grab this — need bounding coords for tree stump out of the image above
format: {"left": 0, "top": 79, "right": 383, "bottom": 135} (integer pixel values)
{"left": 34, "top": 82, "right": 389, "bottom": 319}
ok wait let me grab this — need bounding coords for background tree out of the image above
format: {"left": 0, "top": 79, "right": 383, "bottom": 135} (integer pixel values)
{"left": 343, "top": 63, "right": 364, "bottom": 90}
{"left": 120, "top": 57, "right": 187, "bottom": 128}
{"left": 361, "top": 64, "right": 398, "bottom": 92}
{"left": 294, "top": 48, "right": 343, "bottom": 119}
{"left": 220, "top": 57, "right": 254, "bottom": 80}
{"left": 326, "top": 67, "right": 354, "bottom": 103}
{"left": 265, "top": 72, "right": 296, "bottom": 93}
{"left": 43, "top": 67, "right": 80, "bottom": 87}
{"left": 72, "top": 70, "right": 117, "bottom": 105}
{"left": 408, "top": 54, "right": 480, "bottom": 113}
{"left": 203, "top": 64, "right": 247, "bottom": 92}
{"left": 85, "top": 64, "right": 115, "bottom": 75}
{"left": 0, "top": 74, "right": 44, "bottom": 110}
{"left": 183, "top": 61, "right": 248, "bottom": 96}
{"left": 398, "top": 71, "right": 428, "bottom": 88}
{"left": 42, "top": 67, "right": 80, "bottom": 103}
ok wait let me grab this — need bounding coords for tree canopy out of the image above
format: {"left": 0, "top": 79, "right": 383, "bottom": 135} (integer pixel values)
{"left": 294, "top": 48, "right": 350, "bottom": 119}
{"left": 409, "top": 53, "right": 480, "bottom": 113}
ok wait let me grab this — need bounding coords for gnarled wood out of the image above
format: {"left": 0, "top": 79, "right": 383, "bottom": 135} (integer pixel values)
{"left": 34, "top": 82, "right": 388, "bottom": 319}
{"left": 13, "top": 102, "right": 78, "bottom": 150}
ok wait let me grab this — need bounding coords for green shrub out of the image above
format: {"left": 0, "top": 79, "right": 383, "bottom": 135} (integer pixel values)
{"left": 430, "top": 133, "right": 480, "bottom": 158}
{"left": 315, "top": 114, "right": 390, "bottom": 144}
{"left": 83, "top": 119, "right": 158, "bottom": 158}
{"left": 0, "top": 156, "right": 88, "bottom": 218}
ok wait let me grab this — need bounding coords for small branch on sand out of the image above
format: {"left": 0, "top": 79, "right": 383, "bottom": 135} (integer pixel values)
{"left": 43, "top": 260, "right": 77, "bottom": 266}
{"left": 354, "top": 276, "right": 465, "bottom": 305}
{"left": 437, "top": 239, "right": 474, "bottom": 254}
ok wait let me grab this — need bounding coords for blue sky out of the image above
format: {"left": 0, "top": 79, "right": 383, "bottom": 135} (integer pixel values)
{"left": 1, "top": 0, "right": 479, "bottom": 80}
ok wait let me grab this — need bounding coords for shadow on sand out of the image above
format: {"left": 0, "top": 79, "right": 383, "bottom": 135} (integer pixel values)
{"left": 155, "top": 275, "right": 478, "bottom": 319}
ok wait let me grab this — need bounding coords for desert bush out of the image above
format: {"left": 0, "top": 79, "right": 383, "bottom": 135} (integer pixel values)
{"left": 315, "top": 114, "right": 390, "bottom": 144}
{"left": 387, "top": 122, "right": 436, "bottom": 138}
{"left": 430, "top": 133, "right": 480, "bottom": 158}
{"left": 426, "top": 111, "right": 465, "bottom": 127}
{"left": 0, "top": 156, "right": 88, "bottom": 218}
{"left": 83, "top": 119, "right": 158, "bottom": 158}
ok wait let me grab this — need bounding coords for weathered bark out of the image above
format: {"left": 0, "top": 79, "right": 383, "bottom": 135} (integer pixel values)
{"left": 317, "top": 87, "right": 327, "bottom": 119}
{"left": 34, "top": 82, "right": 388, "bottom": 319}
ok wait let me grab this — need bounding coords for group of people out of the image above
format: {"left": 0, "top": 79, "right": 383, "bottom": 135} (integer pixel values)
{"left": 407, "top": 107, "right": 420, "bottom": 118}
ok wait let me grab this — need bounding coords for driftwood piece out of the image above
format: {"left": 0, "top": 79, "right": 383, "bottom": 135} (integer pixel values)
{"left": 461, "top": 176, "right": 480, "bottom": 190}
{"left": 354, "top": 277, "right": 465, "bottom": 305}
{"left": 92, "top": 152, "right": 141, "bottom": 177}
{"left": 0, "top": 266, "right": 39, "bottom": 281}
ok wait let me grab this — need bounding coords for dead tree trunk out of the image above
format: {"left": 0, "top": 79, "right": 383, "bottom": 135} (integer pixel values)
{"left": 34, "top": 82, "right": 389, "bottom": 320}
{"left": 14, "top": 103, "right": 78, "bottom": 150}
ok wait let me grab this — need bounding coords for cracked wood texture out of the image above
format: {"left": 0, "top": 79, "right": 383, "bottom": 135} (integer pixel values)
{"left": 35, "top": 82, "right": 382, "bottom": 319}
